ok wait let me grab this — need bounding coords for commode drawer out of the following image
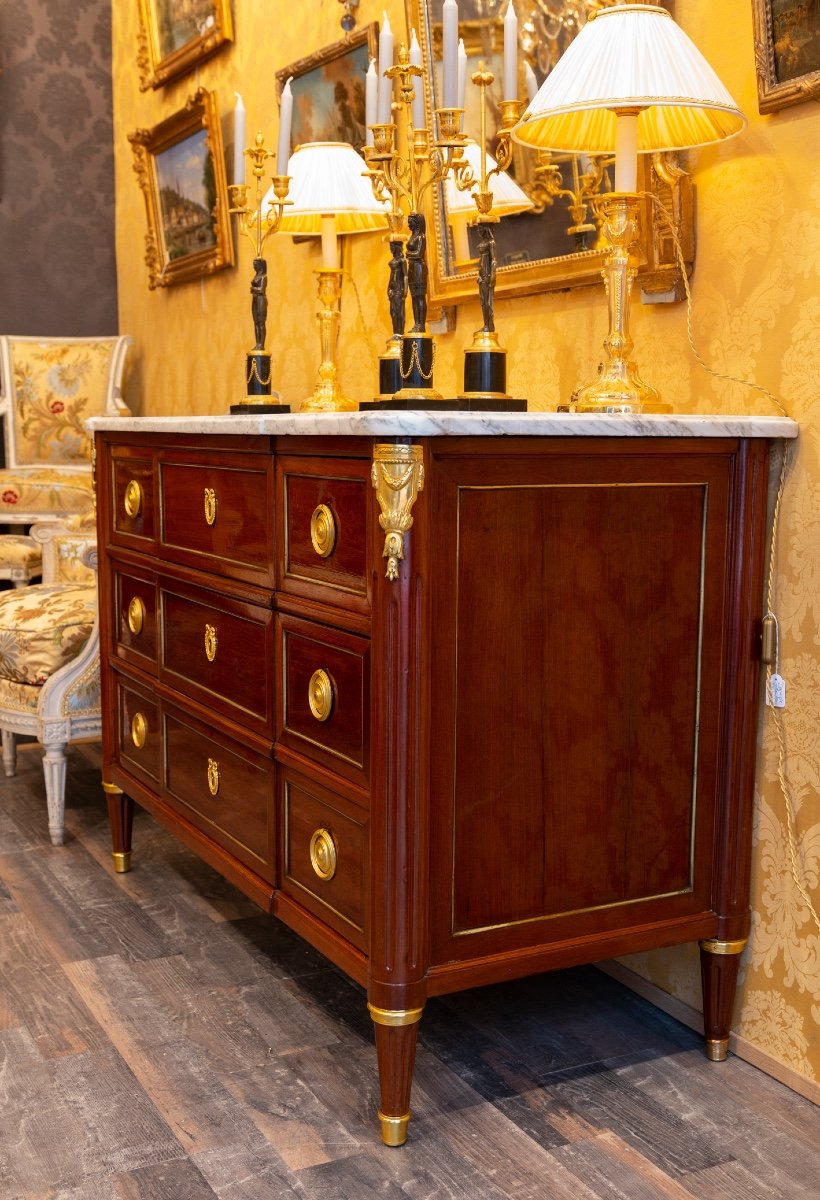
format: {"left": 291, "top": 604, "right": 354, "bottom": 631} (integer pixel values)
{"left": 278, "top": 614, "right": 369, "bottom": 786}
{"left": 160, "top": 457, "right": 274, "bottom": 585}
{"left": 160, "top": 581, "right": 274, "bottom": 733}
{"left": 282, "top": 771, "right": 367, "bottom": 947}
{"left": 111, "top": 456, "right": 156, "bottom": 545}
{"left": 164, "top": 709, "right": 273, "bottom": 879}
{"left": 115, "top": 675, "right": 161, "bottom": 786}
{"left": 279, "top": 458, "right": 369, "bottom": 610}
{"left": 113, "top": 567, "right": 158, "bottom": 672}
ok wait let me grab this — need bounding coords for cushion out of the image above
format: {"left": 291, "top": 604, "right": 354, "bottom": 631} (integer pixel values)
{"left": 0, "top": 584, "right": 97, "bottom": 685}
{"left": 0, "top": 676, "right": 40, "bottom": 714}
{"left": 7, "top": 337, "right": 122, "bottom": 466}
{"left": 0, "top": 535, "right": 42, "bottom": 570}
{"left": 0, "top": 467, "right": 94, "bottom": 518}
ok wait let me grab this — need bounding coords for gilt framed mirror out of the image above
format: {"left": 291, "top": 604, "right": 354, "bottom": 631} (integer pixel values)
{"left": 405, "top": 0, "right": 694, "bottom": 309}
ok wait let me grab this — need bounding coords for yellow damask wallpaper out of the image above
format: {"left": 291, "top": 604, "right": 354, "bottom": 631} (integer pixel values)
{"left": 112, "top": 1, "right": 820, "bottom": 1093}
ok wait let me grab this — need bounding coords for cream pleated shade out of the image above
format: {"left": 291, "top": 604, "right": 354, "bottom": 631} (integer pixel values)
{"left": 512, "top": 4, "right": 746, "bottom": 154}
{"left": 444, "top": 140, "right": 534, "bottom": 217}
{"left": 275, "top": 142, "right": 389, "bottom": 235}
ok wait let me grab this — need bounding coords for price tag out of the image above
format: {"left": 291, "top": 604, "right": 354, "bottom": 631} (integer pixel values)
{"left": 768, "top": 673, "right": 786, "bottom": 708}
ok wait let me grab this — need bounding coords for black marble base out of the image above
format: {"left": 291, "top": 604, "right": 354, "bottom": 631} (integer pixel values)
{"left": 398, "top": 334, "right": 436, "bottom": 393}
{"left": 230, "top": 401, "right": 291, "bottom": 414}
{"left": 246, "top": 351, "right": 274, "bottom": 398}
{"left": 379, "top": 354, "right": 403, "bottom": 399}
{"left": 464, "top": 346, "right": 506, "bottom": 397}
{"left": 360, "top": 396, "right": 527, "bottom": 411}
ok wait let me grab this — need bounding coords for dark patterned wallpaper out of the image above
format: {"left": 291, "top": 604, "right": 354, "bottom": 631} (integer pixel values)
{"left": 0, "top": 0, "right": 118, "bottom": 335}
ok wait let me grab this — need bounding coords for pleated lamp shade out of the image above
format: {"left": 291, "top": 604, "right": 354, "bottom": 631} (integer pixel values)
{"left": 444, "top": 140, "right": 534, "bottom": 217}
{"left": 512, "top": 4, "right": 745, "bottom": 155}
{"left": 275, "top": 142, "right": 389, "bottom": 235}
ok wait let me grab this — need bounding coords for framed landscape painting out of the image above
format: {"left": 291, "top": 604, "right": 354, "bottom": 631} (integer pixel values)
{"left": 129, "top": 89, "right": 234, "bottom": 289}
{"left": 752, "top": 0, "right": 820, "bottom": 112}
{"left": 276, "top": 24, "right": 378, "bottom": 152}
{"left": 137, "top": 0, "right": 233, "bottom": 90}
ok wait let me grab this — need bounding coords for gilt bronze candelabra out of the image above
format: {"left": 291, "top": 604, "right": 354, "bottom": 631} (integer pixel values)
{"left": 363, "top": 43, "right": 469, "bottom": 407}
{"left": 228, "top": 132, "right": 291, "bottom": 414}
{"left": 449, "top": 64, "right": 527, "bottom": 409}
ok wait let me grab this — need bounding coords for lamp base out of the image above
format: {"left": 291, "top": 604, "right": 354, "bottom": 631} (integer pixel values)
{"left": 300, "top": 363, "right": 358, "bottom": 413}
{"left": 570, "top": 361, "right": 667, "bottom": 414}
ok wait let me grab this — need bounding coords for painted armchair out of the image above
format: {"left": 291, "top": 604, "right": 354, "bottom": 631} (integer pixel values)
{"left": 0, "top": 334, "right": 130, "bottom": 586}
{"left": 0, "top": 513, "right": 100, "bottom": 846}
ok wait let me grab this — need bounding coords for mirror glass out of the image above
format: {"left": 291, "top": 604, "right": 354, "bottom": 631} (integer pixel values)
{"left": 406, "top": 0, "right": 693, "bottom": 309}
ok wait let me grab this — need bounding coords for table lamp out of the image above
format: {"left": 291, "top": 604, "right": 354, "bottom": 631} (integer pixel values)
{"left": 512, "top": 3, "right": 745, "bottom": 413}
{"left": 276, "top": 142, "right": 389, "bottom": 411}
{"left": 444, "top": 138, "right": 533, "bottom": 405}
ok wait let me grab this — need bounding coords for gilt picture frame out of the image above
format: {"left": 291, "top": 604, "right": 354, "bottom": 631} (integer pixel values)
{"left": 275, "top": 23, "right": 379, "bottom": 153}
{"left": 137, "top": 0, "right": 233, "bottom": 91}
{"left": 752, "top": 0, "right": 820, "bottom": 113}
{"left": 129, "top": 88, "right": 234, "bottom": 290}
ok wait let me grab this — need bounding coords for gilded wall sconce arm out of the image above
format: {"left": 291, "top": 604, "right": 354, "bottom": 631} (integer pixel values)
{"left": 371, "top": 443, "right": 425, "bottom": 581}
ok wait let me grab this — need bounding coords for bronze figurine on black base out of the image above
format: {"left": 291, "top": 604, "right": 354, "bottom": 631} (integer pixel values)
{"left": 363, "top": 41, "right": 470, "bottom": 408}
{"left": 396, "top": 212, "right": 441, "bottom": 401}
{"left": 378, "top": 232, "right": 408, "bottom": 399}
{"left": 228, "top": 132, "right": 291, "bottom": 414}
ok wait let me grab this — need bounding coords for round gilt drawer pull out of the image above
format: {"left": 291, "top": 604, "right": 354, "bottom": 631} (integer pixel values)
{"left": 204, "top": 487, "right": 217, "bottom": 526}
{"left": 124, "top": 479, "right": 143, "bottom": 518}
{"left": 308, "top": 668, "right": 334, "bottom": 722}
{"left": 310, "top": 504, "right": 336, "bottom": 558}
{"left": 204, "top": 623, "right": 218, "bottom": 662}
{"left": 127, "top": 596, "right": 145, "bottom": 636}
{"left": 131, "top": 711, "right": 147, "bottom": 750}
{"left": 207, "top": 757, "right": 220, "bottom": 796}
{"left": 310, "top": 827, "right": 337, "bottom": 881}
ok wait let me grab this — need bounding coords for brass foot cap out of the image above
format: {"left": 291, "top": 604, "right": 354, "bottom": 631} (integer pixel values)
{"left": 378, "top": 1110, "right": 410, "bottom": 1147}
{"left": 705, "top": 1037, "right": 729, "bottom": 1062}
{"left": 112, "top": 851, "right": 132, "bottom": 874}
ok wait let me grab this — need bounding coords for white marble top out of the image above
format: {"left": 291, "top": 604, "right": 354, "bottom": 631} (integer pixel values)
{"left": 87, "top": 411, "right": 798, "bottom": 439}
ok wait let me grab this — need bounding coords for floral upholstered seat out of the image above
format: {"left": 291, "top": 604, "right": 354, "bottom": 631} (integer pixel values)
{"left": 0, "top": 335, "right": 130, "bottom": 546}
{"left": 0, "top": 514, "right": 100, "bottom": 846}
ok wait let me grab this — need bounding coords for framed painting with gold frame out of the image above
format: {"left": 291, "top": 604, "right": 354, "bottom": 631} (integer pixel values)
{"left": 137, "top": 0, "right": 233, "bottom": 91}
{"left": 129, "top": 88, "right": 234, "bottom": 290}
{"left": 275, "top": 23, "right": 379, "bottom": 153}
{"left": 752, "top": 0, "right": 820, "bottom": 113}
{"left": 408, "top": 0, "right": 694, "bottom": 310}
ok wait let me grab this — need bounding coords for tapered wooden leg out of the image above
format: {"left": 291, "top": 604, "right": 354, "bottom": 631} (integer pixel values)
{"left": 699, "top": 938, "right": 746, "bottom": 1061}
{"left": 368, "top": 1004, "right": 424, "bottom": 1146}
{"left": 103, "top": 781, "right": 134, "bottom": 873}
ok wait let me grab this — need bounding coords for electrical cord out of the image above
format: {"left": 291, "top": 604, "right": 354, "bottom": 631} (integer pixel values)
{"left": 642, "top": 189, "right": 818, "bottom": 934}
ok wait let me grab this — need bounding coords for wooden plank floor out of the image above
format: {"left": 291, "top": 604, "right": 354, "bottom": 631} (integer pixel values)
{"left": 0, "top": 743, "right": 817, "bottom": 1200}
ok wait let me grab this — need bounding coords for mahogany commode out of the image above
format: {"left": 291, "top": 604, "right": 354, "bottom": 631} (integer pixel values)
{"left": 91, "top": 411, "right": 796, "bottom": 1145}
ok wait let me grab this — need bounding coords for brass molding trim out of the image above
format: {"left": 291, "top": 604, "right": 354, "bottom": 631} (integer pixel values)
{"left": 308, "top": 668, "right": 334, "bottom": 722}
{"left": 124, "top": 479, "right": 143, "bottom": 518}
{"left": 310, "top": 503, "right": 336, "bottom": 558}
{"left": 127, "top": 595, "right": 145, "bottom": 636}
{"left": 705, "top": 1037, "right": 730, "bottom": 1062}
{"left": 377, "top": 1110, "right": 411, "bottom": 1147}
{"left": 700, "top": 938, "right": 748, "bottom": 956}
{"left": 204, "top": 487, "right": 217, "bottom": 526}
{"left": 112, "top": 851, "right": 132, "bottom": 874}
{"left": 367, "top": 1003, "right": 424, "bottom": 1027}
{"left": 131, "top": 711, "right": 147, "bottom": 750}
{"left": 101, "top": 781, "right": 123, "bottom": 795}
{"left": 204, "top": 623, "right": 218, "bottom": 662}
{"left": 371, "top": 443, "right": 425, "bottom": 581}
{"left": 309, "top": 827, "right": 338, "bottom": 880}
{"left": 207, "top": 757, "right": 220, "bottom": 796}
